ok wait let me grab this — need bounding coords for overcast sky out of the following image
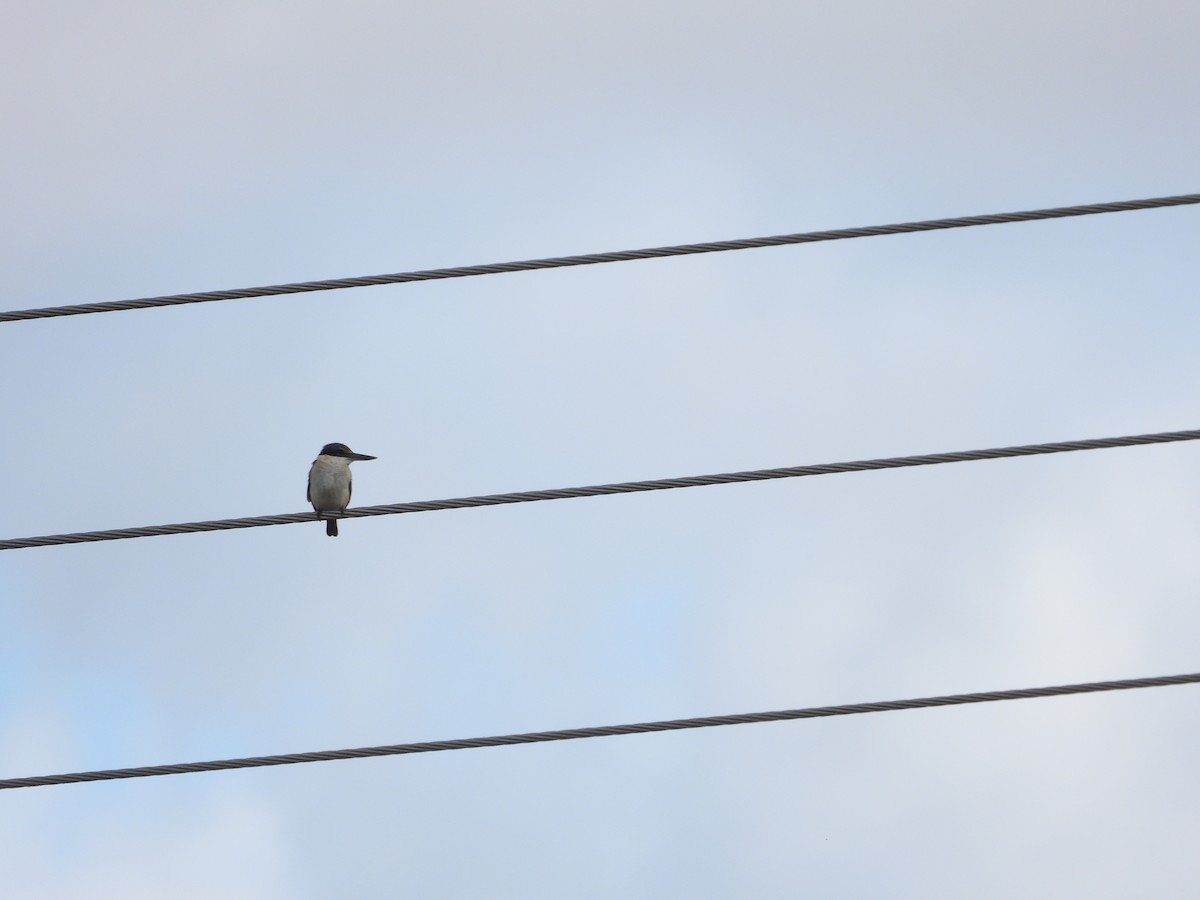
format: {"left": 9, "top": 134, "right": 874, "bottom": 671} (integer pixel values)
{"left": 3, "top": 1, "right": 1199, "bottom": 896}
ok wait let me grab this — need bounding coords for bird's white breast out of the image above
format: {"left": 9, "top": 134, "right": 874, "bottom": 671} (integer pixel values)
{"left": 308, "top": 456, "right": 353, "bottom": 512}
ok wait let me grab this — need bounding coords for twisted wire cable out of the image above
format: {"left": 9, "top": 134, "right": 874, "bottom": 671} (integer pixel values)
{"left": 3, "top": 671, "right": 1196, "bottom": 790}
{"left": 3, "top": 427, "right": 1197, "bottom": 551}
{"left": 3, "top": 193, "right": 1197, "bottom": 323}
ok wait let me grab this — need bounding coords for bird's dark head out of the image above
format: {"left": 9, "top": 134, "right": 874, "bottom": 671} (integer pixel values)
{"left": 319, "top": 442, "right": 377, "bottom": 461}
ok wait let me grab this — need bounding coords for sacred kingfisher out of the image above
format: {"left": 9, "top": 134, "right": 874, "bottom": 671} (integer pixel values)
{"left": 308, "top": 443, "right": 377, "bottom": 537}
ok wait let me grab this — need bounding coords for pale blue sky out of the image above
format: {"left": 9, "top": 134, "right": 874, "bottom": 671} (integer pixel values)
{"left": 2, "top": 2, "right": 1199, "bottom": 896}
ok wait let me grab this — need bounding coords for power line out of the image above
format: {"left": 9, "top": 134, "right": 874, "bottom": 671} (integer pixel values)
{"left": 3, "top": 671, "right": 1195, "bottom": 790}
{"left": 3, "top": 193, "right": 1197, "bottom": 324}
{"left": 3, "top": 427, "right": 1197, "bottom": 551}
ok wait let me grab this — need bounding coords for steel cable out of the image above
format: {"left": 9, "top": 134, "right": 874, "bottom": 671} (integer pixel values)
{"left": 2, "top": 671, "right": 1195, "bottom": 790}
{"left": 2, "top": 193, "right": 1197, "bottom": 323}
{"left": 3, "top": 427, "right": 1197, "bottom": 550}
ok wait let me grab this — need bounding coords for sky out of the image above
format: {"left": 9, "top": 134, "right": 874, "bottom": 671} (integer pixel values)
{"left": 2, "top": 1, "right": 1199, "bottom": 896}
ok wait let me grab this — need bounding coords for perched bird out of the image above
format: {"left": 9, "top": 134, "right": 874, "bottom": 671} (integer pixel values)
{"left": 307, "top": 442, "right": 377, "bottom": 537}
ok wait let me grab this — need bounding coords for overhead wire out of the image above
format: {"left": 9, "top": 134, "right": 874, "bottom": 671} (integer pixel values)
{"left": 3, "top": 427, "right": 1197, "bottom": 550}
{"left": 2, "top": 193, "right": 1197, "bottom": 323}
{"left": 2, "top": 671, "right": 1195, "bottom": 790}
{"left": 3, "top": 198, "right": 1197, "bottom": 794}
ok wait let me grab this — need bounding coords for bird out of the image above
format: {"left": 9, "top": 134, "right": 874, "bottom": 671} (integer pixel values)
{"left": 307, "top": 442, "right": 376, "bottom": 537}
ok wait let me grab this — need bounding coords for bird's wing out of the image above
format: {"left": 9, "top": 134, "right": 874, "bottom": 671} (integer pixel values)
{"left": 347, "top": 470, "right": 352, "bottom": 506}
{"left": 306, "top": 462, "right": 313, "bottom": 504}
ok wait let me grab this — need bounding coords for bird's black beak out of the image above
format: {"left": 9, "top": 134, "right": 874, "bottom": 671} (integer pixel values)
{"left": 349, "top": 453, "right": 377, "bottom": 461}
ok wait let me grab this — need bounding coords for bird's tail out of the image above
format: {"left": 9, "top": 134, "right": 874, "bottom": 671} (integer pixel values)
{"left": 326, "top": 518, "right": 339, "bottom": 537}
